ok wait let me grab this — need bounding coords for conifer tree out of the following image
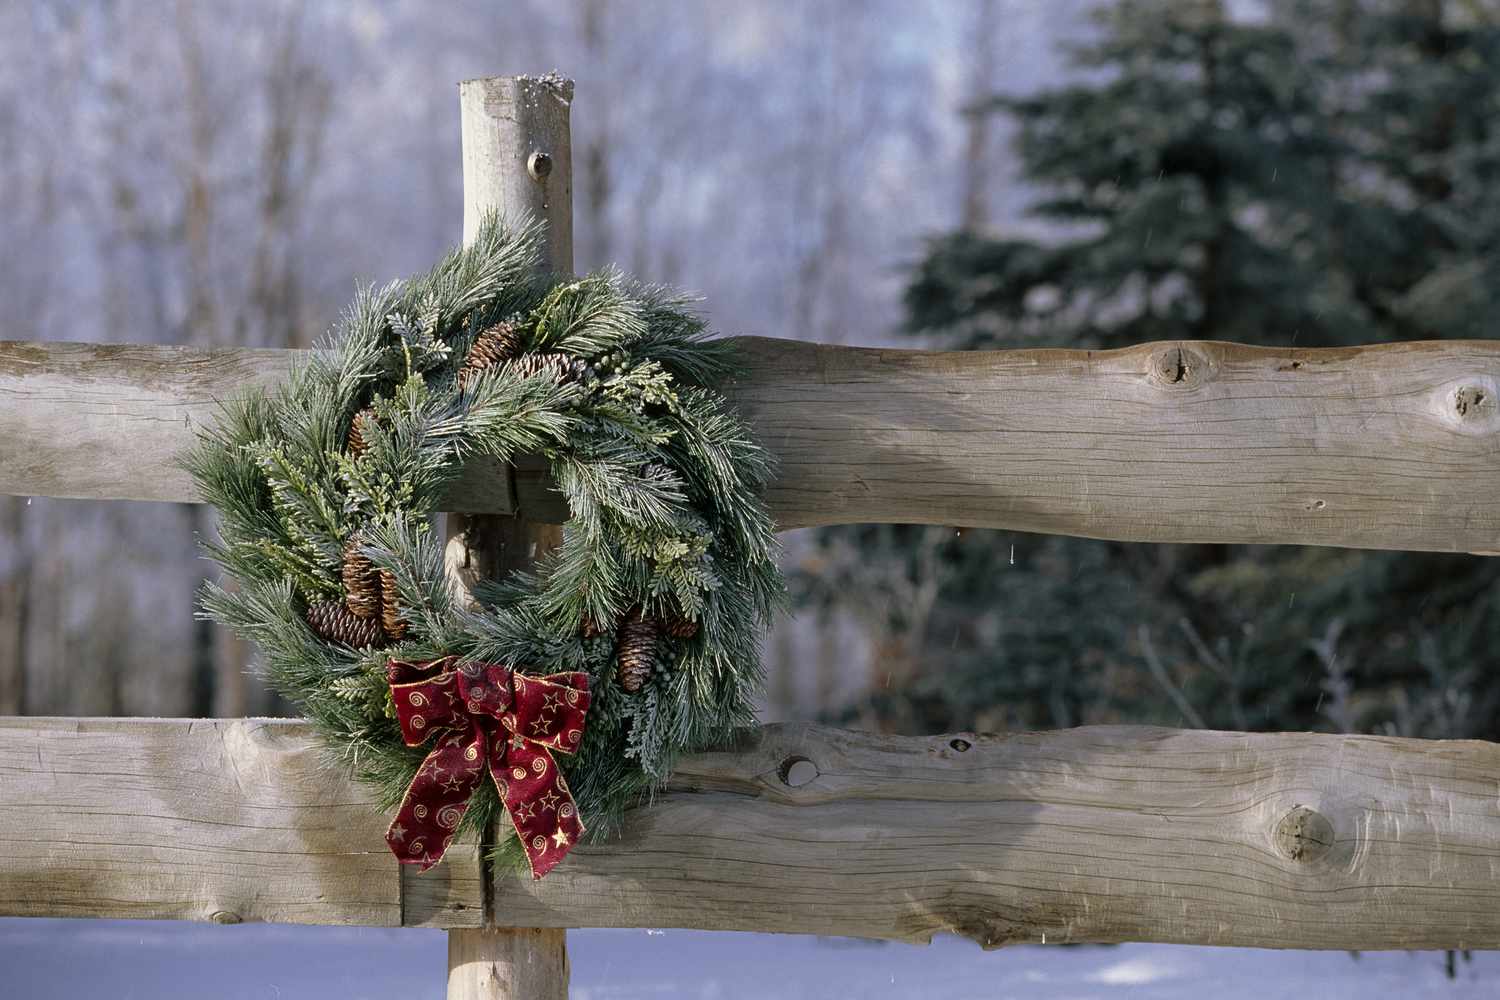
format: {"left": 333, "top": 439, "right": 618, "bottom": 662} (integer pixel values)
{"left": 798, "top": 0, "right": 1500, "bottom": 741}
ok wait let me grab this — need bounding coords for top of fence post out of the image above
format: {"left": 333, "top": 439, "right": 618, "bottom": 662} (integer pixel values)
{"left": 458, "top": 74, "right": 574, "bottom": 273}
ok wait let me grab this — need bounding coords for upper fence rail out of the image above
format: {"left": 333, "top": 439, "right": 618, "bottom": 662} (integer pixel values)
{"left": 3, "top": 336, "right": 1500, "bottom": 552}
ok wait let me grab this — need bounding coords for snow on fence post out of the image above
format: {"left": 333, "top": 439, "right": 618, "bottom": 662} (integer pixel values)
{"left": 440, "top": 74, "right": 575, "bottom": 1000}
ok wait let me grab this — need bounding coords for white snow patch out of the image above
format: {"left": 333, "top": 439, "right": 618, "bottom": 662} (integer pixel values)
{"left": 1089, "top": 956, "right": 1181, "bottom": 986}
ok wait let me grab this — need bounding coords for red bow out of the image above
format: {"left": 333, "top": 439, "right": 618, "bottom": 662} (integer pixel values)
{"left": 385, "top": 656, "right": 591, "bottom": 879}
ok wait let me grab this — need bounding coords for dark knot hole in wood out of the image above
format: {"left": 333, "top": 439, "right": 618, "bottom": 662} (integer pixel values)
{"left": 949, "top": 738, "right": 972, "bottom": 752}
{"left": 1454, "top": 384, "right": 1493, "bottom": 420}
{"left": 1150, "top": 344, "right": 1211, "bottom": 390}
{"left": 527, "top": 149, "right": 553, "bottom": 182}
{"left": 1274, "top": 805, "right": 1335, "bottom": 864}
{"left": 778, "top": 755, "right": 819, "bottom": 788}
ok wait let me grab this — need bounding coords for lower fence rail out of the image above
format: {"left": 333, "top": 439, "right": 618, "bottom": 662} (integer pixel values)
{"left": 1, "top": 717, "right": 1496, "bottom": 950}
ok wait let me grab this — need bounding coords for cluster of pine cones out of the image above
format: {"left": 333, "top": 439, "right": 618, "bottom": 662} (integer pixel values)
{"left": 306, "top": 393, "right": 406, "bottom": 647}
{"left": 304, "top": 537, "right": 407, "bottom": 649}
{"left": 590, "top": 607, "right": 699, "bottom": 693}
{"left": 456, "top": 320, "right": 595, "bottom": 390}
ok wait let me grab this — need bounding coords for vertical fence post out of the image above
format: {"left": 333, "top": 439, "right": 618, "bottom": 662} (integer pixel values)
{"left": 441, "top": 74, "right": 574, "bottom": 1000}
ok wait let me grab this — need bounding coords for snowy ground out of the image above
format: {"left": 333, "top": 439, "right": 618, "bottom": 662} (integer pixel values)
{"left": 1, "top": 918, "right": 1492, "bottom": 999}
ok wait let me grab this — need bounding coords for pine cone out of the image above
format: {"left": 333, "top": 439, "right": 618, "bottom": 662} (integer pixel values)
{"left": 342, "top": 537, "right": 382, "bottom": 620}
{"left": 509, "top": 352, "right": 577, "bottom": 383}
{"left": 458, "top": 321, "right": 523, "bottom": 389}
{"left": 615, "top": 609, "right": 657, "bottom": 693}
{"left": 306, "top": 600, "right": 386, "bottom": 649}
{"left": 347, "top": 407, "right": 377, "bottom": 457}
{"left": 661, "top": 611, "right": 700, "bottom": 640}
{"left": 379, "top": 568, "right": 408, "bottom": 641}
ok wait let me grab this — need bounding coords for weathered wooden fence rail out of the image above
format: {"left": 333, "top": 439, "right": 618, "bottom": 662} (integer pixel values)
{"left": 4, "top": 337, "right": 1500, "bottom": 552}
{"left": 4, "top": 717, "right": 1498, "bottom": 950}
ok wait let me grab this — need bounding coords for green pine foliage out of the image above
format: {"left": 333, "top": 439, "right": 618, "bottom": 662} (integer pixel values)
{"left": 800, "top": 0, "right": 1500, "bottom": 742}
{"left": 184, "top": 214, "right": 783, "bottom": 865}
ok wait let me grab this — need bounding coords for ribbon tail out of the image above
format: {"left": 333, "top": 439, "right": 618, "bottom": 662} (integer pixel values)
{"left": 489, "top": 738, "right": 586, "bottom": 880}
{"left": 387, "top": 723, "right": 487, "bottom": 872}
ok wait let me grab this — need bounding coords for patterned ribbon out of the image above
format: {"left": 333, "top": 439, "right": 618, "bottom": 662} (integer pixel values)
{"left": 385, "top": 655, "right": 591, "bottom": 879}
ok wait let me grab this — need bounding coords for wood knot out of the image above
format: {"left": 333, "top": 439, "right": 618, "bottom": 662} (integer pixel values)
{"left": 209, "top": 909, "right": 243, "bottom": 925}
{"left": 1437, "top": 378, "right": 1500, "bottom": 434}
{"left": 1273, "top": 805, "right": 1334, "bottom": 864}
{"left": 778, "top": 755, "right": 818, "bottom": 788}
{"left": 949, "top": 737, "right": 972, "bottom": 752}
{"left": 527, "top": 150, "right": 553, "bottom": 182}
{"left": 1453, "top": 385, "right": 1494, "bottom": 420}
{"left": 1148, "top": 344, "right": 1211, "bottom": 390}
{"left": 944, "top": 910, "right": 1022, "bottom": 950}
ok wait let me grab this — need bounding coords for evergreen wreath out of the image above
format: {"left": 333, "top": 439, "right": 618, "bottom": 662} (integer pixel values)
{"left": 185, "top": 215, "right": 782, "bottom": 876}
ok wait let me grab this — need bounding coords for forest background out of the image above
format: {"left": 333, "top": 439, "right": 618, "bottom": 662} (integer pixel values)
{"left": 1, "top": 0, "right": 1496, "bottom": 758}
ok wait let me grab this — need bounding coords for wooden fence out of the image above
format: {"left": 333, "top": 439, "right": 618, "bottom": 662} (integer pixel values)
{"left": 8, "top": 335, "right": 1500, "bottom": 552}
{"left": 3, "top": 73, "right": 1500, "bottom": 998}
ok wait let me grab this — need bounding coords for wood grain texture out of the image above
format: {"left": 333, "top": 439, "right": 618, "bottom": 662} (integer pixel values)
{"left": 0, "top": 341, "right": 526, "bottom": 516}
{"left": 458, "top": 74, "right": 573, "bottom": 273}
{"left": 0, "top": 717, "right": 483, "bottom": 927}
{"left": 502, "top": 722, "right": 1500, "bottom": 949}
{"left": 448, "top": 928, "right": 568, "bottom": 1000}
{"left": 4, "top": 717, "right": 1498, "bottom": 949}
{"left": 5, "top": 337, "right": 1500, "bottom": 551}
{"left": 726, "top": 337, "right": 1500, "bottom": 551}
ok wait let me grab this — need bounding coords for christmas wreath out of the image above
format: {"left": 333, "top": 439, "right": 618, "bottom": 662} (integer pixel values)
{"left": 186, "top": 216, "right": 782, "bottom": 878}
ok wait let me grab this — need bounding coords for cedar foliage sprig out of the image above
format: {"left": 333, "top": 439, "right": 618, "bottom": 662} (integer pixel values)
{"left": 184, "top": 214, "right": 783, "bottom": 863}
